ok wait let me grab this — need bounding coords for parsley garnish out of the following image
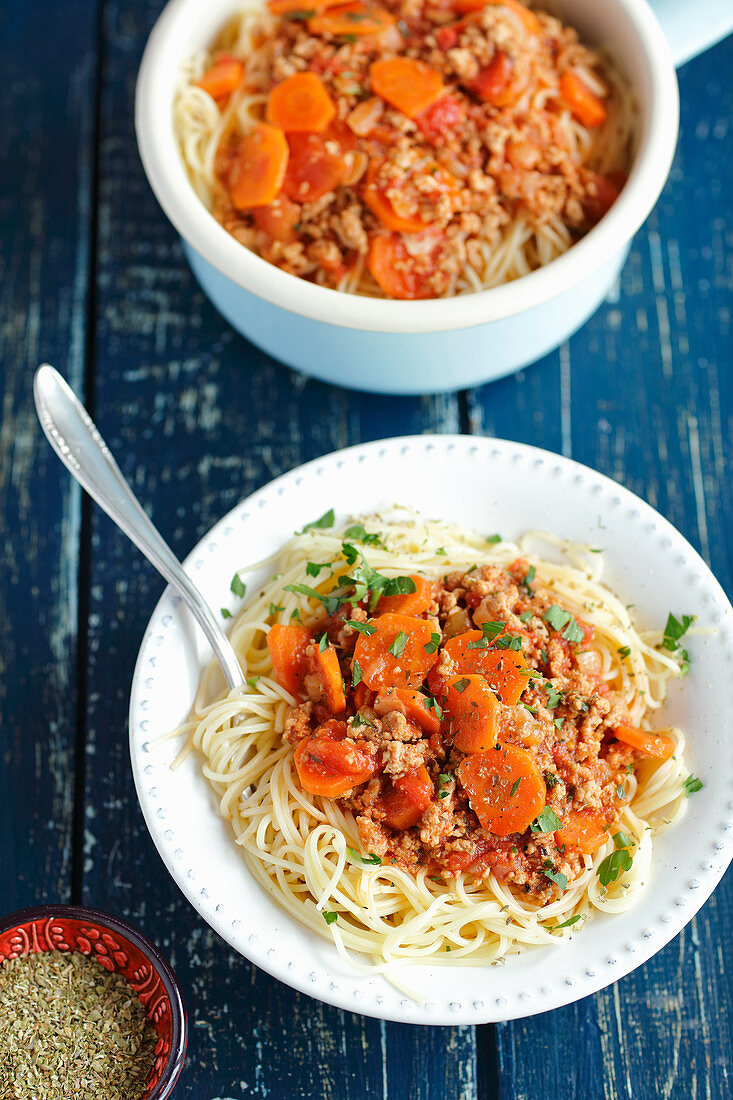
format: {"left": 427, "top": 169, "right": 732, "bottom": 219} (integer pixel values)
{"left": 246, "top": 675, "right": 260, "bottom": 690}
{"left": 521, "top": 565, "right": 536, "bottom": 596}
{"left": 322, "top": 911, "right": 338, "bottom": 924}
{"left": 230, "top": 573, "right": 246, "bottom": 598}
{"left": 284, "top": 583, "right": 340, "bottom": 616}
{"left": 683, "top": 775, "right": 703, "bottom": 797}
{"left": 352, "top": 660, "right": 363, "bottom": 687}
{"left": 423, "top": 694, "right": 443, "bottom": 720}
{"left": 342, "top": 524, "right": 384, "bottom": 548}
{"left": 543, "top": 868, "right": 568, "bottom": 890}
{"left": 436, "top": 547, "right": 447, "bottom": 556}
{"left": 438, "top": 773, "right": 452, "bottom": 799}
{"left": 531, "top": 807, "right": 563, "bottom": 833}
{"left": 545, "top": 684, "right": 564, "bottom": 709}
{"left": 221, "top": 607, "right": 232, "bottom": 619}
{"left": 597, "top": 848, "right": 632, "bottom": 886}
{"left": 350, "top": 713, "right": 375, "bottom": 730}
{"left": 544, "top": 605, "right": 584, "bottom": 644}
{"left": 519, "top": 611, "right": 532, "bottom": 623}
{"left": 269, "top": 602, "right": 283, "bottom": 616}
{"left": 494, "top": 634, "right": 522, "bottom": 651}
{"left": 388, "top": 631, "right": 408, "bottom": 658}
{"left": 613, "top": 831, "right": 633, "bottom": 849}
{"left": 553, "top": 717, "right": 565, "bottom": 729}
{"left": 662, "top": 612, "right": 695, "bottom": 674}
{"left": 486, "top": 534, "right": 502, "bottom": 544}
{"left": 345, "top": 620, "right": 376, "bottom": 636}
{"left": 617, "top": 645, "right": 631, "bottom": 659}
{"left": 452, "top": 677, "right": 470, "bottom": 694}
{"left": 347, "top": 847, "right": 381, "bottom": 865}
{"left": 552, "top": 914, "right": 581, "bottom": 930}
{"left": 509, "top": 777, "right": 522, "bottom": 797}
{"left": 424, "top": 632, "right": 441, "bottom": 655}
{"left": 543, "top": 771, "right": 559, "bottom": 789}
{"left": 383, "top": 576, "right": 418, "bottom": 598}
{"left": 306, "top": 561, "right": 329, "bottom": 577}
{"left": 318, "top": 632, "right": 329, "bottom": 652}
{"left": 341, "top": 542, "right": 359, "bottom": 566}
{"left": 298, "top": 508, "right": 335, "bottom": 533}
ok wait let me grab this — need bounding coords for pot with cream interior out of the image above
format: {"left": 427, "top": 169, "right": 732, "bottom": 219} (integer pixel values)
{"left": 135, "top": 0, "right": 730, "bottom": 393}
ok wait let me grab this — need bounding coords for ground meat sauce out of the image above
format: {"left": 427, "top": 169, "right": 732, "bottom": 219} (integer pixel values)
{"left": 196, "top": 0, "right": 628, "bottom": 297}
{"left": 269, "top": 560, "right": 644, "bottom": 902}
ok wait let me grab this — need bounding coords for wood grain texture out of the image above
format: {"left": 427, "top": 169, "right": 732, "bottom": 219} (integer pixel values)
{"left": 0, "top": 0, "right": 97, "bottom": 908}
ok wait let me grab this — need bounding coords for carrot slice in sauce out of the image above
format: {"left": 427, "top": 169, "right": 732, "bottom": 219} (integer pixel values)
{"left": 196, "top": 55, "right": 244, "bottom": 100}
{"left": 308, "top": 4, "right": 394, "bottom": 38}
{"left": 453, "top": 0, "right": 541, "bottom": 34}
{"left": 554, "top": 809, "right": 609, "bottom": 854}
{"left": 352, "top": 612, "right": 439, "bottom": 690}
{"left": 375, "top": 686, "right": 441, "bottom": 734}
{"left": 266, "top": 72, "right": 336, "bottom": 133}
{"left": 368, "top": 232, "right": 445, "bottom": 300}
{"left": 377, "top": 575, "right": 435, "bottom": 616}
{"left": 431, "top": 630, "right": 529, "bottom": 705}
{"left": 559, "top": 70, "right": 607, "bottom": 128}
{"left": 312, "top": 643, "right": 346, "bottom": 714}
{"left": 457, "top": 743, "right": 545, "bottom": 836}
{"left": 282, "top": 132, "right": 345, "bottom": 203}
{"left": 379, "top": 765, "right": 433, "bottom": 829}
{"left": 294, "top": 720, "right": 378, "bottom": 797}
{"left": 267, "top": 622, "right": 312, "bottom": 697}
{"left": 445, "top": 674, "right": 500, "bottom": 752}
{"left": 363, "top": 162, "right": 426, "bottom": 233}
{"left": 227, "top": 123, "right": 289, "bottom": 210}
{"left": 612, "top": 722, "right": 676, "bottom": 761}
{"left": 370, "top": 57, "right": 445, "bottom": 119}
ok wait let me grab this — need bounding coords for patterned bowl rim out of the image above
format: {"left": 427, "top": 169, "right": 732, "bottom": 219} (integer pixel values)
{"left": 0, "top": 904, "right": 187, "bottom": 1099}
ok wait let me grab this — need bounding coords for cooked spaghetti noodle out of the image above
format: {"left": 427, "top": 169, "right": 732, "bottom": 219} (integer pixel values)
{"left": 174, "top": 512, "right": 692, "bottom": 978}
{"left": 173, "top": 0, "right": 636, "bottom": 298}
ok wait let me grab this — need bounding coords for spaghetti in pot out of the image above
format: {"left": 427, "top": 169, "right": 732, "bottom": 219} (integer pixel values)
{"left": 173, "top": 0, "right": 636, "bottom": 299}
{"left": 173, "top": 512, "right": 693, "bottom": 978}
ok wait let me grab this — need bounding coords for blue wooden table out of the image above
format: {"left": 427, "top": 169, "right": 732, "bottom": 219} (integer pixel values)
{"left": 1, "top": 2, "right": 731, "bottom": 1096}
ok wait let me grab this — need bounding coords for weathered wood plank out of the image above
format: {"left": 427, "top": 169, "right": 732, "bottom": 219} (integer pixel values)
{"left": 0, "top": 1, "right": 97, "bottom": 907}
{"left": 468, "top": 36, "right": 733, "bottom": 1100}
{"left": 80, "top": 5, "right": 475, "bottom": 1098}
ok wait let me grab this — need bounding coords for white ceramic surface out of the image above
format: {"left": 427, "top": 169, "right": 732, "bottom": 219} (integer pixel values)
{"left": 129, "top": 436, "right": 733, "bottom": 1025}
{"left": 135, "top": 0, "right": 688, "bottom": 392}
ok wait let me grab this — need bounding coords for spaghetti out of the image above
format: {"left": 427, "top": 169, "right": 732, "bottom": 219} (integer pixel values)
{"left": 173, "top": 0, "right": 636, "bottom": 298}
{"left": 175, "top": 512, "right": 692, "bottom": 978}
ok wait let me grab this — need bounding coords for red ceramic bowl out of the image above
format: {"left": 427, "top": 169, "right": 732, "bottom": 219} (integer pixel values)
{"left": 0, "top": 904, "right": 187, "bottom": 1098}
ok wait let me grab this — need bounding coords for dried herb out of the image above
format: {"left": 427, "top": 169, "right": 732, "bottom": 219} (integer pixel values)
{"left": 0, "top": 950, "right": 158, "bottom": 1099}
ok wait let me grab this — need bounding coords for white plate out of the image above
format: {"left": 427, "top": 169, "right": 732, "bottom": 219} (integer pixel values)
{"left": 129, "top": 436, "right": 733, "bottom": 1025}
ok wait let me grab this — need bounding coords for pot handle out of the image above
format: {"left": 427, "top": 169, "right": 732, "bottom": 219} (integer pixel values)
{"left": 650, "top": 0, "right": 733, "bottom": 67}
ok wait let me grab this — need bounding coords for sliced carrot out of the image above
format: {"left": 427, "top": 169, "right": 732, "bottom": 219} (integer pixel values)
{"left": 227, "top": 123, "right": 289, "bottom": 210}
{"left": 472, "top": 51, "right": 516, "bottom": 107}
{"left": 251, "top": 194, "right": 301, "bottom": 241}
{"left": 196, "top": 55, "right": 244, "bottom": 101}
{"left": 368, "top": 232, "right": 446, "bottom": 300}
{"left": 612, "top": 722, "right": 676, "bottom": 761}
{"left": 379, "top": 765, "right": 433, "bottom": 829}
{"left": 430, "top": 630, "right": 529, "bottom": 705}
{"left": 363, "top": 160, "right": 460, "bottom": 233}
{"left": 308, "top": 4, "right": 394, "bottom": 38}
{"left": 445, "top": 674, "right": 500, "bottom": 753}
{"left": 559, "top": 70, "right": 607, "bottom": 128}
{"left": 266, "top": 72, "right": 336, "bottom": 133}
{"left": 375, "top": 686, "right": 441, "bottom": 734}
{"left": 312, "top": 643, "right": 346, "bottom": 714}
{"left": 352, "top": 681, "right": 375, "bottom": 710}
{"left": 352, "top": 612, "right": 439, "bottom": 691}
{"left": 282, "top": 132, "right": 345, "bottom": 203}
{"left": 294, "top": 720, "right": 378, "bottom": 797}
{"left": 453, "top": 0, "right": 541, "bottom": 34}
{"left": 370, "top": 57, "right": 445, "bottom": 119}
{"left": 267, "top": 622, "right": 312, "bottom": 697}
{"left": 457, "top": 743, "right": 545, "bottom": 835}
{"left": 363, "top": 162, "right": 425, "bottom": 233}
{"left": 377, "top": 575, "right": 435, "bottom": 616}
{"left": 555, "top": 809, "right": 609, "bottom": 854}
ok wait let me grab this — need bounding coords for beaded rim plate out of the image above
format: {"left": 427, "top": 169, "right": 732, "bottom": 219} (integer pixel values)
{"left": 129, "top": 435, "right": 733, "bottom": 1025}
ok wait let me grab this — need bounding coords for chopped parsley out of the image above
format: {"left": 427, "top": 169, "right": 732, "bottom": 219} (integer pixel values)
{"left": 220, "top": 607, "right": 232, "bottom": 619}
{"left": 683, "top": 775, "right": 703, "bottom": 797}
{"left": 423, "top": 632, "right": 441, "bottom": 655}
{"left": 269, "top": 602, "right": 283, "bottom": 617}
{"left": 298, "top": 508, "right": 335, "bottom": 533}
{"left": 543, "top": 868, "right": 568, "bottom": 891}
{"left": 543, "top": 771, "right": 559, "bottom": 789}
{"left": 617, "top": 645, "right": 631, "bottom": 659}
{"left": 553, "top": 717, "right": 565, "bottom": 729}
{"left": 388, "top": 631, "right": 408, "bottom": 658}
{"left": 544, "top": 684, "right": 564, "bottom": 709}
{"left": 552, "top": 914, "right": 582, "bottom": 930}
{"left": 342, "top": 524, "right": 385, "bottom": 548}
{"left": 613, "top": 831, "right": 633, "bottom": 850}
{"left": 531, "top": 807, "right": 563, "bottom": 833}
{"left": 521, "top": 565, "right": 536, "bottom": 596}
{"left": 246, "top": 675, "right": 260, "bottom": 690}
{"left": 486, "top": 534, "right": 502, "bottom": 544}
{"left": 438, "top": 773, "right": 452, "bottom": 799}
{"left": 351, "top": 713, "right": 375, "bottom": 730}
{"left": 230, "top": 573, "right": 246, "bottom": 598}
{"left": 352, "top": 659, "right": 363, "bottom": 688}
{"left": 345, "top": 620, "right": 376, "bottom": 636}
{"left": 661, "top": 612, "right": 695, "bottom": 674}
{"left": 341, "top": 542, "right": 359, "bottom": 566}
{"left": 423, "top": 694, "right": 443, "bottom": 720}
{"left": 318, "top": 632, "right": 329, "bottom": 652}
{"left": 283, "top": 583, "right": 340, "bottom": 615}
{"left": 452, "top": 677, "right": 470, "bottom": 694}
{"left": 509, "top": 777, "right": 522, "bottom": 797}
{"left": 347, "top": 847, "right": 381, "bottom": 865}
{"left": 306, "top": 561, "right": 329, "bottom": 577}
{"left": 383, "top": 576, "right": 418, "bottom": 597}
{"left": 322, "top": 911, "right": 338, "bottom": 924}
{"left": 518, "top": 611, "right": 533, "bottom": 623}
{"left": 597, "top": 848, "right": 632, "bottom": 887}
{"left": 544, "top": 604, "right": 584, "bottom": 644}
{"left": 494, "top": 634, "right": 523, "bottom": 651}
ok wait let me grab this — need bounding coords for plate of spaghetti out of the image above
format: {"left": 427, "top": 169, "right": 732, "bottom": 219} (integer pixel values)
{"left": 173, "top": 0, "right": 635, "bottom": 298}
{"left": 130, "top": 437, "right": 733, "bottom": 1023}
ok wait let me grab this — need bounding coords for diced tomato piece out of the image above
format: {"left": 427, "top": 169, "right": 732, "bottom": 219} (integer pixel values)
{"left": 294, "top": 720, "right": 378, "bottom": 796}
{"left": 415, "top": 94, "right": 466, "bottom": 141}
{"left": 378, "top": 765, "right": 433, "bottom": 829}
{"left": 472, "top": 51, "right": 515, "bottom": 106}
{"left": 282, "top": 132, "right": 345, "bottom": 203}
